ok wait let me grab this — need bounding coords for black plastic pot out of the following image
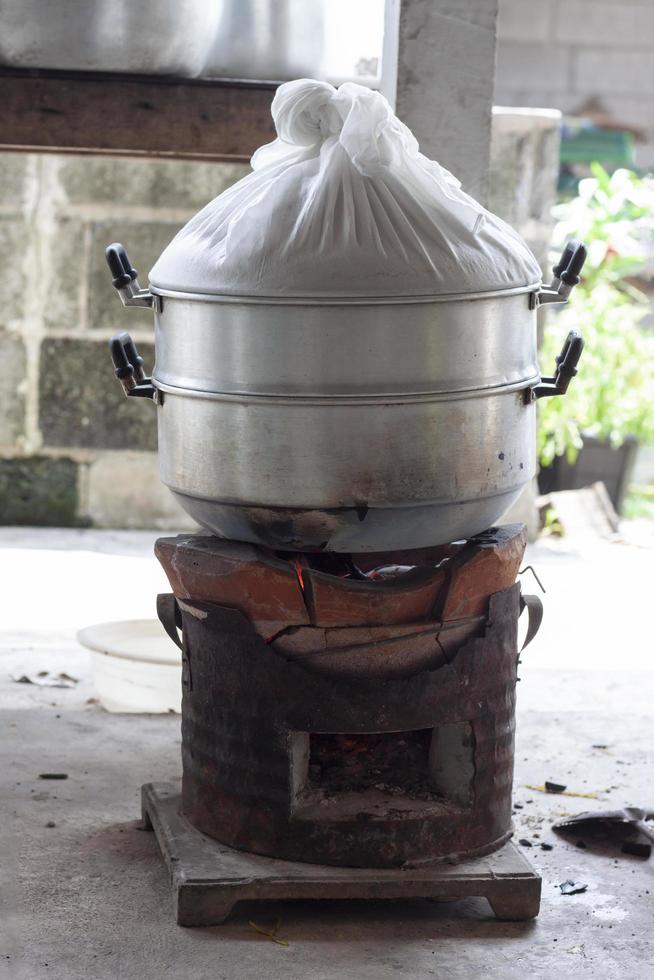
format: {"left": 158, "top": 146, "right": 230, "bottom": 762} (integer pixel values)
{"left": 538, "top": 436, "right": 638, "bottom": 514}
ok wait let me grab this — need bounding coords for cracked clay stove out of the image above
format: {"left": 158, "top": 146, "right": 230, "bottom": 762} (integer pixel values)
{"left": 141, "top": 523, "right": 544, "bottom": 924}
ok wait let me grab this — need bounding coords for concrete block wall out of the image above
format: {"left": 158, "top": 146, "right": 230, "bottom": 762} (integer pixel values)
{"left": 489, "top": 106, "right": 561, "bottom": 270}
{"left": 0, "top": 153, "right": 248, "bottom": 527}
{"left": 496, "top": 0, "right": 654, "bottom": 168}
{"left": 489, "top": 107, "right": 561, "bottom": 538}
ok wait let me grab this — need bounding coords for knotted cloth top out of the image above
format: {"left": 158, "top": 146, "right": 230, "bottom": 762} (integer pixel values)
{"left": 150, "top": 79, "right": 542, "bottom": 298}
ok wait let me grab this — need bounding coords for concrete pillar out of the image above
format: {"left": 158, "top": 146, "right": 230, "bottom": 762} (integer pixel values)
{"left": 382, "top": 0, "right": 499, "bottom": 202}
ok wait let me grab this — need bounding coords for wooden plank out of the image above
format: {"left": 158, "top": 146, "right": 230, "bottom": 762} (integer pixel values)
{"left": 0, "top": 68, "right": 277, "bottom": 161}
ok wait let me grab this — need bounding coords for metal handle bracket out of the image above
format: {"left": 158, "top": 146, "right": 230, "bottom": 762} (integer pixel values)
{"left": 537, "top": 239, "right": 587, "bottom": 306}
{"left": 105, "top": 241, "right": 158, "bottom": 309}
{"left": 534, "top": 330, "right": 585, "bottom": 399}
{"left": 108, "top": 331, "right": 156, "bottom": 399}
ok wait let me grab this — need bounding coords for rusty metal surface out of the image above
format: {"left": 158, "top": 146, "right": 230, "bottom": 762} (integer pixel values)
{"left": 174, "top": 584, "right": 523, "bottom": 869}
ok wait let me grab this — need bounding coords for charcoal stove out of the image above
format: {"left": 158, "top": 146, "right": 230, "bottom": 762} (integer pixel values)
{"left": 142, "top": 522, "right": 544, "bottom": 925}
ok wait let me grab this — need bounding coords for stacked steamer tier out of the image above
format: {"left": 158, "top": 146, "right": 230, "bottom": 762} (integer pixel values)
{"left": 106, "top": 78, "right": 585, "bottom": 553}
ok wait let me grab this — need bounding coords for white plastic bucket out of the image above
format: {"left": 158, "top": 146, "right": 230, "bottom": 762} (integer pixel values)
{"left": 77, "top": 619, "right": 181, "bottom": 713}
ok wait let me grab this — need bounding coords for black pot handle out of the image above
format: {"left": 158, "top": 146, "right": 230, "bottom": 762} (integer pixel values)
{"left": 533, "top": 330, "right": 585, "bottom": 399}
{"left": 559, "top": 240, "right": 587, "bottom": 287}
{"left": 552, "top": 240, "right": 576, "bottom": 281}
{"left": 552, "top": 239, "right": 587, "bottom": 286}
{"left": 108, "top": 332, "right": 155, "bottom": 399}
{"left": 106, "top": 242, "right": 138, "bottom": 291}
{"left": 105, "top": 241, "right": 157, "bottom": 310}
{"left": 538, "top": 240, "right": 588, "bottom": 306}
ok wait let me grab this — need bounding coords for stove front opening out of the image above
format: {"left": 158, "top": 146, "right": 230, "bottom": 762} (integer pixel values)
{"left": 289, "top": 724, "right": 475, "bottom": 820}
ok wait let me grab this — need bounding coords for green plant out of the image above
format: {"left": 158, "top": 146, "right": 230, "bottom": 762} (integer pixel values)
{"left": 538, "top": 165, "right": 654, "bottom": 467}
{"left": 623, "top": 484, "right": 654, "bottom": 521}
{"left": 540, "top": 502, "right": 564, "bottom": 537}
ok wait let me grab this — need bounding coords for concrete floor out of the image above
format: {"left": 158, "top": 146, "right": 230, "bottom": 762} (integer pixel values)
{"left": 2, "top": 526, "right": 653, "bottom": 979}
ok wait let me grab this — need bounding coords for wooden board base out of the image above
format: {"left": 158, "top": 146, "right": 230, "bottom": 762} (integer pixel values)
{"left": 142, "top": 782, "right": 541, "bottom": 927}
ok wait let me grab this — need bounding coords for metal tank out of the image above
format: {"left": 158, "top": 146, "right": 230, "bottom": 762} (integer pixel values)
{"left": 105, "top": 240, "right": 586, "bottom": 552}
{"left": 0, "top": 0, "right": 221, "bottom": 77}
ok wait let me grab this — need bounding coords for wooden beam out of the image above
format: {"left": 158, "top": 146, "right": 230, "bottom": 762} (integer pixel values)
{"left": 0, "top": 68, "right": 278, "bottom": 161}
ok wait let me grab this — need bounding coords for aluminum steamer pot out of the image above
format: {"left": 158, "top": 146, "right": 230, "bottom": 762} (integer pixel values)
{"left": 105, "top": 241, "right": 586, "bottom": 552}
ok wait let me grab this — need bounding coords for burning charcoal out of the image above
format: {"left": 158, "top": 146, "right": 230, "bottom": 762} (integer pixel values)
{"left": 559, "top": 880, "right": 588, "bottom": 895}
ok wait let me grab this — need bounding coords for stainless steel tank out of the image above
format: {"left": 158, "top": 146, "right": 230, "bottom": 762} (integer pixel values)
{"left": 0, "top": 0, "right": 221, "bottom": 77}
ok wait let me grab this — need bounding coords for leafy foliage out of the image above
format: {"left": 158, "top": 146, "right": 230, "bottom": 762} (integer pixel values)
{"left": 538, "top": 165, "right": 654, "bottom": 467}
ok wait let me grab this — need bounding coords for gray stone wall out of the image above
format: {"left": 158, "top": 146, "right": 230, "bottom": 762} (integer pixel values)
{"left": 0, "top": 153, "right": 248, "bottom": 527}
{"left": 496, "top": 0, "right": 654, "bottom": 168}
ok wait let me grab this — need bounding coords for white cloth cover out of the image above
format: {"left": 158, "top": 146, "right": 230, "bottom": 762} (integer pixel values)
{"left": 150, "top": 79, "right": 542, "bottom": 298}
